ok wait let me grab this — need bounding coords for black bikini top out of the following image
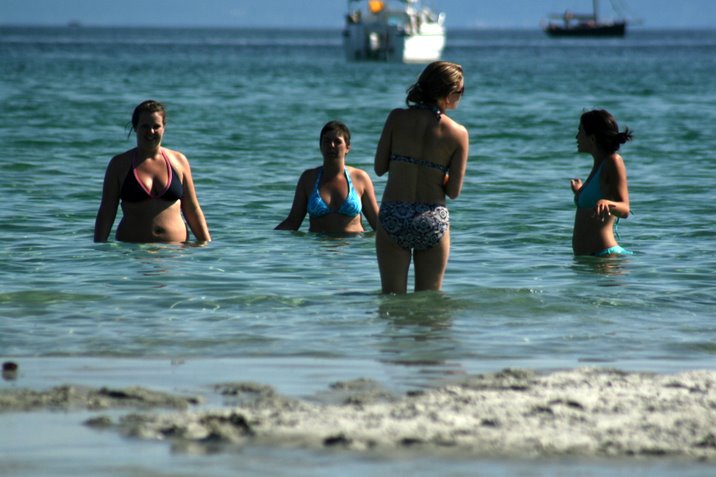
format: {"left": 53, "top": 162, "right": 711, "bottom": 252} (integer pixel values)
{"left": 120, "top": 149, "right": 184, "bottom": 203}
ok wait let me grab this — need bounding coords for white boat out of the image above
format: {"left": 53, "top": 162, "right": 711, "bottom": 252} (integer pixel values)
{"left": 343, "top": 0, "right": 446, "bottom": 63}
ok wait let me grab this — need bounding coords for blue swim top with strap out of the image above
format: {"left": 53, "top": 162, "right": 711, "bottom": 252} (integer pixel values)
{"left": 574, "top": 160, "right": 629, "bottom": 240}
{"left": 574, "top": 162, "right": 605, "bottom": 209}
{"left": 307, "top": 167, "right": 362, "bottom": 218}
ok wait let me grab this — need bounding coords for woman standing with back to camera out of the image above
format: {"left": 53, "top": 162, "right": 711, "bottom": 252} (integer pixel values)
{"left": 374, "top": 61, "right": 469, "bottom": 294}
{"left": 571, "top": 109, "right": 633, "bottom": 257}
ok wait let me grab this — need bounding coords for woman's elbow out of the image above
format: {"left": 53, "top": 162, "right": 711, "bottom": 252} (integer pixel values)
{"left": 366, "top": 214, "right": 378, "bottom": 231}
{"left": 275, "top": 217, "right": 300, "bottom": 230}
{"left": 445, "top": 182, "right": 462, "bottom": 200}
{"left": 181, "top": 200, "right": 202, "bottom": 215}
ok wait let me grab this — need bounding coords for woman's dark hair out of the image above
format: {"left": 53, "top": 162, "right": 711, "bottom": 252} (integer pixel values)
{"left": 130, "top": 100, "right": 166, "bottom": 133}
{"left": 580, "top": 109, "right": 633, "bottom": 153}
{"left": 406, "top": 61, "right": 463, "bottom": 106}
{"left": 320, "top": 120, "right": 351, "bottom": 147}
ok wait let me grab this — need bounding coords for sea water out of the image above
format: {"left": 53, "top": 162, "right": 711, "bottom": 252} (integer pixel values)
{"left": 1, "top": 27, "right": 715, "bottom": 476}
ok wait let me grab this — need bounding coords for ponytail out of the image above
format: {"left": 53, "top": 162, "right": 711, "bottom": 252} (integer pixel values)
{"left": 581, "top": 109, "right": 633, "bottom": 153}
{"left": 617, "top": 128, "right": 634, "bottom": 145}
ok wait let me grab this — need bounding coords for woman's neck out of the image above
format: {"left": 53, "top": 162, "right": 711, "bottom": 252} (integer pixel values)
{"left": 592, "top": 149, "right": 611, "bottom": 167}
{"left": 137, "top": 145, "right": 162, "bottom": 158}
{"left": 322, "top": 160, "right": 345, "bottom": 177}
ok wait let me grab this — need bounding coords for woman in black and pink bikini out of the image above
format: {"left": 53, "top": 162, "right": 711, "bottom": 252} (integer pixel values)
{"left": 94, "top": 100, "right": 211, "bottom": 243}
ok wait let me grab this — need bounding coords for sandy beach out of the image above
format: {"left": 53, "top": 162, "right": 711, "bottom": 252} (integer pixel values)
{"left": 3, "top": 363, "right": 715, "bottom": 461}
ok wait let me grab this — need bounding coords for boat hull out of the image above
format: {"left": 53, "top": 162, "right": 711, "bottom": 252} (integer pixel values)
{"left": 545, "top": 21, "right": 626, "bottom": 37}
{"left": 343, "top": 23, "right": 445, "bottom": 63}
{"left": 343, "top": 1, "right": 445, "bottom": 63}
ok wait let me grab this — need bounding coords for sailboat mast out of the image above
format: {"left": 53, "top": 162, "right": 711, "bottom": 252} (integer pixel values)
{"left": 593, "top": 0, "right": 599, "bottom": 22}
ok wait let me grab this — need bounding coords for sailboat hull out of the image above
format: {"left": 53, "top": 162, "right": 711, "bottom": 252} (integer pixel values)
{"left": 545, "top": 21, "right": 626, "bottom": 37}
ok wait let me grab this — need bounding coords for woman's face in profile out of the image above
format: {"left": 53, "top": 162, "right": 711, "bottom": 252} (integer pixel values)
{"left": 576, "top": 123, "right": 592, "bottom": 154}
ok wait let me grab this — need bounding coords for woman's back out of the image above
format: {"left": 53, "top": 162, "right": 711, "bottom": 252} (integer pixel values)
{"left": 373, "top": 60, "right": 469, "bottom": 294}
{"left": 379, "top": 107, "right": 465, "bottom": 204}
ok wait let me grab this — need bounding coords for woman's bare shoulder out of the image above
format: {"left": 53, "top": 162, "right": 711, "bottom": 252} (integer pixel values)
{"left": 604, "top": 153, "right": 627, "bottom": 173}
{"left": 442, "top": 114, "right": 468, "bottom": 134}
{"left": 302, "top": 165, "right": 322, "bottom": 176}
{"left": 347, "top": 166, "right": 372, "bottom": 181}
{"left": 608, "top": 154, "right": 628, "bottom": 182}
{"left": 111, "top": 148, "right": 134, "bottom": 161}
{"left": 297, "top": 166, "right": 321, "bottom": 184}
{"left": 386, "top": 107, "right": 411, "bottom": 121}
{"left": 162, "top": 147, "right": 190, "bottom": 167}
{"left": 107, "top": 149, "right": 134, "bottom": 173}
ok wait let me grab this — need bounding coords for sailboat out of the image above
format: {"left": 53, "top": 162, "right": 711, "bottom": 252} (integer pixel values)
{"left": 544, "top": 0, "right": 627, "bottom": 37}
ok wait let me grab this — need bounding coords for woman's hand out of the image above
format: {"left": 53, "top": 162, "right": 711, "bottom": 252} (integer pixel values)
{"left": 593, "top": 199, "right": 613, "bottom": 221}
{"left": 570, "top": 178, "right": 582, "bottom": 193}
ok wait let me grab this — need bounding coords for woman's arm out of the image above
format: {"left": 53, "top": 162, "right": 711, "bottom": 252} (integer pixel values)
{"left": 597, "top": 154, "right": 630, "bottom": 219}
{"left": 275, "top": 170, "right": 310, "bottom": 230}
{"left": 374, "top": 110, "right": 396, "bottom": 177}
{"left": 355, "top": 168, "right": 379, "bottom": 230}
{"left": 93, "top": 157, "right": 122, "bottom": 242}
{"left": 444, "top": 124, "right": 470, "bottom": 200}
{"left": 176, "top": 152, "right": 211, "bottom": 242}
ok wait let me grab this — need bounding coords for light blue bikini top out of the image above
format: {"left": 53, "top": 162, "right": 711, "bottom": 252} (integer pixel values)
{"left": 307, "top": 167, "right": 362, "bottom": 218}
{"left": 574, "top": 162, "right": 604, "bottom": 209}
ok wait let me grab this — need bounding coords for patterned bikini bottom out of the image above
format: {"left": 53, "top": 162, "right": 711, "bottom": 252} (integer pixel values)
{"left": 379, "top": 201, "right": 449, "bottom": 251}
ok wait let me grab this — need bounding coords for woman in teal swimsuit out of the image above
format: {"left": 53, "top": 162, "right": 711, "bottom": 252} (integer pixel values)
{"left": 275, "top": 121, "right": 379, "bottom": 234}
{"left": 374, "top": 61, "right": 469, "bottom": 293}
{"left": 570, "top": 109, "right": 633, "bottom": 257}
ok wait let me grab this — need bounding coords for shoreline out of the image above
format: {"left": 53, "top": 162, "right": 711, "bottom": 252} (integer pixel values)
{"left": 3, "top": 361, "right": 716, "bottom": 460}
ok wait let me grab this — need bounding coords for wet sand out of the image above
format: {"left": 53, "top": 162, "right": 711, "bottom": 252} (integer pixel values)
{"left": 3, "top": 366, "right": 715, "bottom": 460}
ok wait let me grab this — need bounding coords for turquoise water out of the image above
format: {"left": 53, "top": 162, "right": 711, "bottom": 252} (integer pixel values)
{"left": 1, "top": 26, "right": 716, "bottom": 476}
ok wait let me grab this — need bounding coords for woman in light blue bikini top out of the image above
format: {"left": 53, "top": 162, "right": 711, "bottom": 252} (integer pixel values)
{"left": 275, "top": 120, "right": 379, "bottom": 234}
{"left": 570, "top": 109, "right": 633, "bottom": 256}
{"left": 574, "top": 161, "right": 605, "bottom": 209}
{"left": 307, "top": 167, "right": 362, "bottom": 218}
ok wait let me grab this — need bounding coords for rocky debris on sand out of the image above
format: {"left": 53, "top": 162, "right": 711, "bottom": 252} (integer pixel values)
{"left": 114, "top": 368, "right": 716, "bottom": 459}
{"left": 0, "top": 385, "right": 200, "bottom": 412}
